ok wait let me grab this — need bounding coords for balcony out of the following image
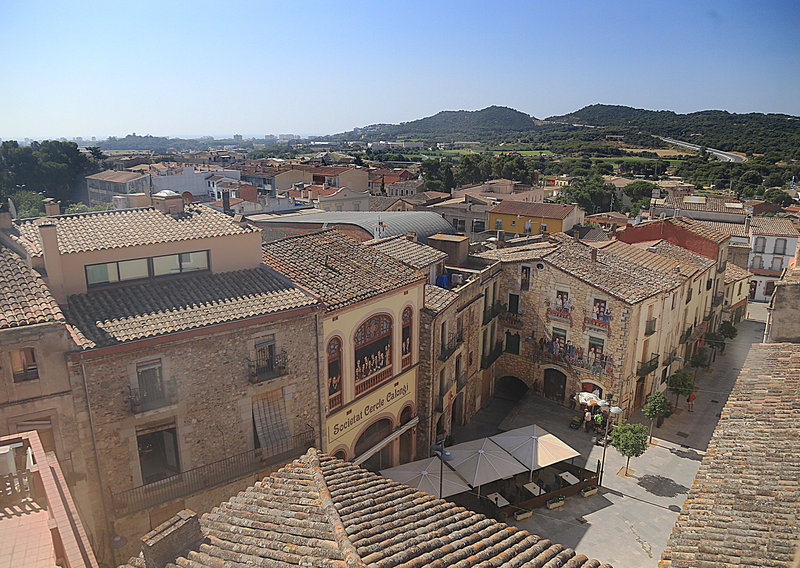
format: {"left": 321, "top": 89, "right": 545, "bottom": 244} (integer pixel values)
{"left": 248, "top": 349, "right": 288, "bottom": 384}
{"left": 540, "top": 350, "right": 616, "bottom": 379}
{"left": 637, "top": 354, "right": 660, "bottom": 377}
{"left": 680, "top": 325, "right": 693, "bottom": 344}
{"left": 712, "top": 292, "right": 724, "bottom": 307}
{"left": 12, "top": 367, "right": 39, "bottom": 382}
{"left": 355, "top": 365, "right": 393, "bottom": 397}
{"left": 456, "top": 370, "right": 467, "bottom": 391}
{"left": 482, "top": 301, "right": 503, "bottom": 325}
{"left": 545, "top": 307, "right": 573, "bottom": 326}
{"left": 481, "top": 340, "right": 504, "bottom": 369}
{"left": 703, "top": 308, "right": 712, "bottom": 322}
{"left": 128, "top": 377, "right": 177, "bottom": 414}
{"left": 111, "top": 428, "right": 315, "bottom": 515}
{"left": 644, "top": 317, "right": 657, "bottom": 336}
{"left": 438, "top": 332, "right": 463, "bottom": 362}
{"left": 583, "top": 316, "right": 610, "bottom": 333}
{"left": 499, "top": 310, "right": 524, "bottom": 329}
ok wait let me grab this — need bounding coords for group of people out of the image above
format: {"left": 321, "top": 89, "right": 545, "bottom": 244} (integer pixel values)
{"left": 590, "top": 303, "right": 612, "bottom": 324}
{"left": 535, "top": 336, "right": 616, "bottom": 377}
{"left": 583, "top": 406, "right": 608, "bottom": 433}
{"left": 355, "top": 344, "right": 391, "bottom": 382}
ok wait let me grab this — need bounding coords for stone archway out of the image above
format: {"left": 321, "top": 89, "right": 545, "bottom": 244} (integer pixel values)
{"left": 495, "top": 375, "right": 530, "bottom": 401}
{"left": 543, "top": 368, "right": 567, "bottom": 402}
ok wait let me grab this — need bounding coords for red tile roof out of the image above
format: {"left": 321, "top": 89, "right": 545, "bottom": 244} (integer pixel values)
{"left": 0, "top": 245, "right": 64, "bottom": 329}
{"left": 86, "top": 170, "right": 148, "bottom": 183}
{"left": 489, "top": 201, "right": 578, "bottom": 220}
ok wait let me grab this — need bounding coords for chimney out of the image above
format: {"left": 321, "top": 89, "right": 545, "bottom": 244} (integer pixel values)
{"left": 37, "top": 221, "right": 66, "bottom": 303}
{"left": 0, "top": 203, "right": 11, "bottom": 230}
{"left": 43, "top": 198, "right": 60, "bottom": 216}
{"left": 222, "top": 189, "right": 231, "bottom": 214}
{"left": 745, "top": 215, "right": 751, "bottom": 233}
{"left": 141, "top": 510, "right": 203, "bottom": 568}
{"left": 591, "top": 248, "right": 598, "bottom": 262}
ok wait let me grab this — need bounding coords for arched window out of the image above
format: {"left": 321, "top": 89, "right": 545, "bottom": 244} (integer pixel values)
{"left": 327, "top": 337, "right": 343, "bottom": 411}
{"left": 402, "top": 307, "right": 413, "bottom": 370}
{"left": 354, "top": 418, "right": 393, "bottom": 471}
{"left": 354, "top": 314, "right": 392, "bottom": 396}
{"left": 332, "top": 449, "right": 347, "bottom": 461}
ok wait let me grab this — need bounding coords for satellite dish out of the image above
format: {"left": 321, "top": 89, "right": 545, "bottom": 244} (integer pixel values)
{"left": 182, "top": 191, "right": 194, "bottom": 203}
{"left": 7, "top": 198, "right": 17, "bottom": 218}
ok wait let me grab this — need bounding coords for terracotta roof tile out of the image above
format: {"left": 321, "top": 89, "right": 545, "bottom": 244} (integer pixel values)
{"left": 424, "top": 284, "right": 459, "bottom": 313}
{"left": 85, "top": 170, "right": 148, "bottom": 183}
{"left": 660, "top": 343, "right": 800, "bottom": 567}
{"left": 489, "top": 201, "right": 577, "bottom": 219}
{"left": 631, "top": 240, "right": 715, "bottom": 277}
{"left": 654, "top": 195, "right": 748, "bottom": 215}
{"left": 8, "top": 204, "right": 257, "bottom": 257}
{"left": 365, "top": 235, "right": 448, "bottom": 270}
{"left": 262, "top": 230, "right": 425, "bottom": 313}
{"left": 119, "top": 449, "right": 612, "bottom": 568}
{"left": 0, "top": 245, "right": 64, "bottom": 330}
{"left": 695, "top": 219, "right": 749, "bottom": 238}
{"left": 750, "top": 216, "right": 799, "bottom": 237}
{"left": 723, "top": 262, "right": 752, "bottom": 284}
{"left": 66, "top": 266, "right": 317, "bottom": 349}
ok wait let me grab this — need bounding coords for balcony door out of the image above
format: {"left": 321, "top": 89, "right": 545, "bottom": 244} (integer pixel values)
{"left": 137, "top": 427, "right": 180, "bottom": 484}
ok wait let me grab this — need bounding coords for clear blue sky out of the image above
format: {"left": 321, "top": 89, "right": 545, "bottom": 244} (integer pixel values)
{"left": 2, "top": 0, "right": 799, "bottom": 140}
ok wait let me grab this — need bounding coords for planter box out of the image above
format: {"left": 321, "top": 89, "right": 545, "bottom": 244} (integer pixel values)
{"left": 515, "top": 510, "right": 532, "bottom": 521}
{"left": 546, "top": 499, "right": 565, "bottom": 510}
{"left": 581, "top": 487, "right": 598, "bottom": 498}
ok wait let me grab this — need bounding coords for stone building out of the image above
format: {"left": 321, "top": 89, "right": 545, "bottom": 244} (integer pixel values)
{"left": 86, "top": 170, "right": 151, "bottom": 204}
{"left": 0, "top": 198, "right": 325, "bottom": 564}
{"left": 262, "top": 230, "right": 427, "bottom": 471}
{"left": 475, "top": 234, "right": 691, "bottom": 417}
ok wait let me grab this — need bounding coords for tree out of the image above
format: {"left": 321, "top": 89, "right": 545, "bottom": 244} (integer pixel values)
{"left": 667, "top": 369, "right": 694, "bottom": 406}
{"left": 690, "top": 347, "right": 710, "bottom": 376}
{"left": 443, "top": 164, "right": 455, "bottom": 192}
{"left": 764, "top": 188, "right": 794, "bottom": 207}
{"left": 8, "top": 190, "right": 45, "bottom": 218}
{"left": 705, "top": 331, "right": 725, "bottom": 355}
{"left": 86, "top": 146, "right": 106, "bottom": 161}
{"left": 623, "top": 180, "right": 657, "bottom": 202}
{"left": 719, "top": 321, "right": 738, "bottom": 340}
{"left": 353, "top": 154, "right": 364, "bottom": 167}
{"left": 610, "top": 422, "right": 649, "bottom": 475}
{"left": 642, "top": 392, "right": 670, "bottom": 443}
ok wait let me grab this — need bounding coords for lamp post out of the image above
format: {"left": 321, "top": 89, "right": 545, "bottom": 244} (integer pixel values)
{"left": 597, "top": 395, "right": 622, "bottom": 487}
{"left": 430, "top": 438, "right": 451, "bottom": 499}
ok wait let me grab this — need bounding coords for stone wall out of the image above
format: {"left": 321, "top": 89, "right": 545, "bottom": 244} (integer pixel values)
{"left": 767, "top": 278, "right": 800, "bottom": 342}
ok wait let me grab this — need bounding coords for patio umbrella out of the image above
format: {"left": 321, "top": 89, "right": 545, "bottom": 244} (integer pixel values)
{"left": 380, "top": 457, "right": 470, "bottom": 499}
{"left": 575, "top": 392, "right": 601, "bottom": 406}
{"left": 490, "top": 425, "right": 581, "bottom": 481}
{"left": 446, "top": 438, "right": 527, "bottom": 494}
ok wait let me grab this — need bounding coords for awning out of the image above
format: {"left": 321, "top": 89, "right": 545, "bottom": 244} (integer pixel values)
{"left": 380, "top": 456, "right": 470, "bottom": 498}
{"left": 353, "top": 416, "right": 419, "bottom": 466}
{"left": 490, "top": 425, "right": 580, "bottom": 473}
{"left": 446, "top": 438, "right": 527, "bottom": 489}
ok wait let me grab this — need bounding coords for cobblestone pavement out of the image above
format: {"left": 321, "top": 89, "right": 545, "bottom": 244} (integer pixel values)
{"left": 451, "top": 316, "right": 765, "bottom": 567}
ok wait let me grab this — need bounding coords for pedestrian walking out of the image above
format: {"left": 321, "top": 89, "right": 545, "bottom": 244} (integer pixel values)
{"left": 584, "top": 409, "right": 593, "bottom": 432}
{"left": 687, "top": 392, "right": 696, "bottom": 412}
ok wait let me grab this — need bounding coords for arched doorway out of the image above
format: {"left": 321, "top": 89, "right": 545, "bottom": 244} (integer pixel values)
{"left": 543, "top": 368, "right": 567, "bottom": 402}
{"left": 354, "top": 418, "right": 393, "bottom": 472}
{"left": 495, "top": 375, "right": 529, "bottom": 401}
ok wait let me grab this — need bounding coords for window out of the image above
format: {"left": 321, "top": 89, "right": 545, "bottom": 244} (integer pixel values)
{"left": 738, "top": 282, "right": 743, "bottom": 296}
{"left": 552, "top": 327, "right": 567, "bottom": 350}
{"left": 251, "top": 335, "right": 285, "bottom": 382}
{"left": 686, "top": 286, "right": 693, "bottom": 304}
{"left": 588, "top": 337, "right": 604, "bottom": 361}
{"left": 520, "top": 266, "right": 530, "bottom": 290}
{"left": 765, "top": 281, "right": 776, "bottom": 296}
{"left": 591, "top": 298, "right": 607, "bottom": 322}
{"left": 508, "top": 293, "right": 520, "bottom": 314}
{"left": 505, "top": 331, "right": 520, "bottom": 354}
{"left": 86, "top": 251, "right": 209, "bottom": 287}
{"left": 524, "top": 220, "right": 532, "bottom": 234}
{"left": 555, "top": 290, "right": 571, "bottom": 312}
{"left": 253, "top": 389, "right": 290, "bottom": 453}
{"left": 353, "top": 202, "right": 360, "bottom": 211}
{"left": 327, "top": 337, "right": 342, "bottom": 411}
{"left": 774, "top": 238, "right": 787, "bottom": 255}
{"left": 354, "top": 314, "right": 392, "bottom": 395}
{"left": 10, "top": 348, "right": 38, "bottom": 382}
{"left": 771, "top": 256, "right": 784, "bottom": 271}
{"left": 495, "top": 218, "right": 503, "bottom": 230}
{"left": 540, "top": 223, "right": 547, "bottom": 234}
{"left": 401, "top": 307, "right": 413, "bottom": 369}
{"left": 511, "top": 219, "right": 516, "bottom": 226}
{"left": 137, "top": 426, "right": 180, "bottom": 484}
{"left": 751, "top": 255, "right": 763, "bottom": 270}
{"left": 472, "top": 220, "right": 485, "bottom": 233}
{"left": 706, "top": 279, "right": 712, "bottom": 291}
{"left": 136, "top": 360, "right": 173, "bottom": 411}
{"left": 754, "top": 237, "right": 766, "bottom": 253}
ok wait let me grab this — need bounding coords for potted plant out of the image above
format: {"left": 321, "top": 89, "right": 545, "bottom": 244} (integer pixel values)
{"left": 546, "top": 495, "right": 565, "bottom": 509}
{"left": 514, "top": 508, "right": 533, "bottom": 520}
{"left": 581, "top": 485, "right": 598, "bottom": 498}
{"left": 128, "top": 388, "right": 142, "bottom": 414}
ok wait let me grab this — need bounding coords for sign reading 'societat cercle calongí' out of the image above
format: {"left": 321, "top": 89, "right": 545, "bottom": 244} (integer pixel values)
{"left": 327, "top": 378, "right": 413, "bottom": 445}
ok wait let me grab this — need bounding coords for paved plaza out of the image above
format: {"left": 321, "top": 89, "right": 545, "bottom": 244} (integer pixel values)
{"left": 452, "top": 314, "right": 766, "bottom": 567}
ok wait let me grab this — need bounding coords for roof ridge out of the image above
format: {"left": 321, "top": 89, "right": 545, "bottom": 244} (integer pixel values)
{"left": 306, "top": 448, "right": 367, "bottom": 568}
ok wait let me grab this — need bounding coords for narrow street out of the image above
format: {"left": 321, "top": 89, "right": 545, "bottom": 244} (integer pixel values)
{"left": 451, "top": 311, "right": 766, "bottom": 567}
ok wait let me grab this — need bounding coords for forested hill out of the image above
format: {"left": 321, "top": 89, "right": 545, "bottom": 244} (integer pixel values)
{"left": 340, "top": 106, "right": 538, "bottom": 141}
{"left": 547, "top": 104, "right": 800, "bottom": 159}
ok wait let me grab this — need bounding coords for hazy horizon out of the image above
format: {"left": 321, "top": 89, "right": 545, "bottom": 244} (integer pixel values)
{"left": 2, "top": 0, "right": 799, "bottom": 141}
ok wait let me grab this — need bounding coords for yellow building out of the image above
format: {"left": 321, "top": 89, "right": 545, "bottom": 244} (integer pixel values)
{"left": 262, "top": 230, "right": 426, "bottom": 471}
{"left": 488, "top": 201, "right": 585, "bottom": 236}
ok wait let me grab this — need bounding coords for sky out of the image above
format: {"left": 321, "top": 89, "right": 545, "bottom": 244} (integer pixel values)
{"left": 1, "top": 0, "right": 799, "bottom": 140}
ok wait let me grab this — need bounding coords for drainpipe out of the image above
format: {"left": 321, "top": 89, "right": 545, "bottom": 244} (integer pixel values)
{"left": 79, "top": 354, "right": 116, "bottom": 566}
{"left": 314, "top": 313, "right": 325, "bottom": 451}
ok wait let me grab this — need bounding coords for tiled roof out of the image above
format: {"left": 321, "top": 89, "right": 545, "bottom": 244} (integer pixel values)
{"left": 654, "top": 195, "right": 748, "bottom": 215}
{"left": 8, "top": 205, "right": 257, "bottom": 257}
{"left": 664, "top": 217, "right": 729, "bottom": 243}
{"left": 66, "top": 266, "right": 317, "bottom": 349}
{"left": 0, "top": 245, "right": 64, "bottom": 330}
{"left": 365, "top": 235, "right": 448, "bottom": 270}
{"left": 694, "top": 219, "right": 749, "bottom": 238}
{"left": 632, "top": 240, "right": 715, "bottom": 277}
{"left": 120, "top": 449, "right": 612, "bottom": 568}
{"left": 660, "top": 343, "right": 800, "bottom": 567}
{"left": 369, "top": 196, "right": 402, "bottom": 211}
{"left": 287, "top": 184, "right": 344, "bottom": 199}
{"left": 750, "top": 216, "right": 799, "bottom": 237}
{"left": 295, "top": 164, "right": 356, "bottom": 176}
{"left": 489, "top": 201, "right": 578, "bottom": 219}
{"left": 545, "top": 237, "right": 684, "bottom": 303}
{"left": 476, "top": 241, "right": 558, "bottom": 262}
{"left": 723, "top": 261, "right": 752, "bottom": 284}
{"left": 85, "top": 170, "right": 148, "bottom": 183}
{"left": 424, "top": 284, "right": 459, "bottom": 312}
{"left": 262, "top": 230, "right": 425, "bottom": 313}
{"left": 388, "top": 180, "right": 425, "bottom": 191}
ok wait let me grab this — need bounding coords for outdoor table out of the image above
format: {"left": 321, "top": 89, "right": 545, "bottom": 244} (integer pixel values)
{"left": 523, "top": 482, "right": 543, "bottom": 496}
{"left": 558, "top": 471, "right": 580, "bottom": 485}
{"left": 487, "top": 492, "right": 510, "bottom": 507}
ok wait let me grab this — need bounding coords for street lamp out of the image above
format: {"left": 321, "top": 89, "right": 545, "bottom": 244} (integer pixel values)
{"left": 597, "top": 395, "right": 623, "bottom": 487}
{"left": 430, "top": 438, "right": 452, "bottom": 499}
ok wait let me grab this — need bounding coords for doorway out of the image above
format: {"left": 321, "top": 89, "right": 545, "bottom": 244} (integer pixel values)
{"left": 137, "top": 428, "right": 180, "bottom": 484}
{"left": 543, "top": 368, "right": 567, "bottom": 402}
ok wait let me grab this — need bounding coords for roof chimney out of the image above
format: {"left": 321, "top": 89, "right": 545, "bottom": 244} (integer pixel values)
{"left": 141, "top": 510, "right": 203, "bottom": 568}
{"left": 37, "top": 221, "right": 66, "bottom": 303}
{"left": 0, "top": 203, "right": 11, "bottom": 230}
{"left": 745, "top": 215, "right": 751, "bottom": 233}
{"left": 222, "top": 189, "right": 231, "bottom": 214}
{"left": 43, "top": 198, "right": 60, "bottom": 217}
{"left": 591, "top": 248, "right": 598, "bottom": 262}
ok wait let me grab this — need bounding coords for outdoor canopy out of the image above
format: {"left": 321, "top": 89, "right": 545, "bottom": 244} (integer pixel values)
{"left": 380, "top": 457, "right": 471, "bottom": 498}
{"left": 445, "top": 438, "right": 527, "bottom": 489}
{"left": 490, "top": 425, "right": 580, "bottom": 475}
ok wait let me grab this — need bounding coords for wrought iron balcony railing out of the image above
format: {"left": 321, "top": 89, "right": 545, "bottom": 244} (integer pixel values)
{"left": 248, "top": 349, "right": 288, "bottom": 384}
{"left": 499, "top": 310, "right": 524, "bottom": 329}
{"left": 637, "top": 354, "right": 660, "bottom": 377}
{"left": 482, "top": 301, "right": 503, "bottom": 325}
{"left": 712, "top": 292, "right": 724, "bottom": 307}
{"left": 481, "top": 340, "right": 504, "bottom": 369}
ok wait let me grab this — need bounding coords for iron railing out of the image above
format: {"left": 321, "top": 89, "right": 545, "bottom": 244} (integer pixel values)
{"left": 128, "top": 375, "right": 178, "bottom": 414}
{"left": 248, "top": 349, "right": 288, "bottom": 383}
{"left": 712, "top": 292, "right": 724, "bottom": 307}
{"left": 12, "top": 368, "right": 39, "bottom": 382}
{"left": 481, "top": 340, "right": 504, "bottom": 369}
{"left": 438, "top": 333, "right": 461, "bottom": 362}
{"left": 499, "top": 310, "right": 524, "bottom": 329}
{"left": 637, "top": 354, "right": 660, "bottom": 377}
{"left": 645, "top": 317, "right": 657, "bottom": 336}
{"left": 482, "top": 301, "right": 502, "bottom": 325}
{"left": 456, "top": 370, "right": 467, "bottom": 391}
{"left": 111, "top": 428, "right": 315, "bottom": 515}
{"left": 680, "top": 325, "right": 693, "bottom": 344}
